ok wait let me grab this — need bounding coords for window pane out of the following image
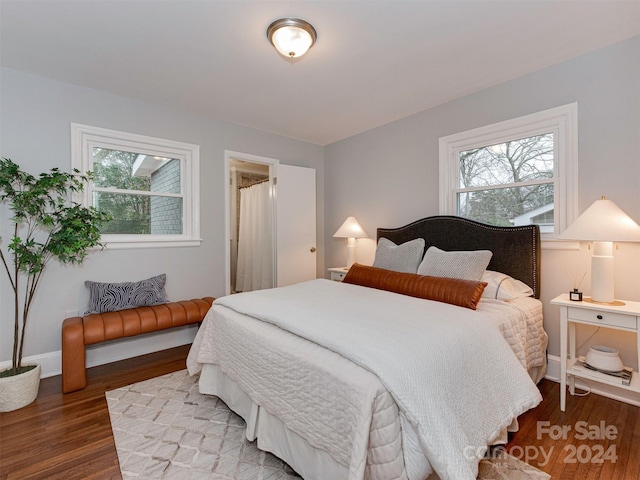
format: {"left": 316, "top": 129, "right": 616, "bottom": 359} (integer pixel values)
{"left": 92, "top": 148, "right": 181, "bottom": 194}
{"left": 457, "top": 183, "right": 554, "bottom": 231}
{"left": 95, "top": 192, "right": 183, "bottom": 235}
{"left": 458, "top": 133, "right": 554, "bottom": 188}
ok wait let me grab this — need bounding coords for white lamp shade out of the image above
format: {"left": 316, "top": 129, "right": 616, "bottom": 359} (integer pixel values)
{"left": 561, "top": 197, "right": 640, "bottom": 242}
{"left": 333, "top": 216, "right": 368, "bottom": 239}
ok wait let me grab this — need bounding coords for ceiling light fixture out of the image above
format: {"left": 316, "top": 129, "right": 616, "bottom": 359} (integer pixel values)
{"left": 267, "top": 18, "right": 317, "bottom": 59}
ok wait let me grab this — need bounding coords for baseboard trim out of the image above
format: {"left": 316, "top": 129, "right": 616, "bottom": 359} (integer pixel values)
{"left": 7, "top": 342, "right": 640, "bottom": 407}
{"left": 546, "top": 354, "right": 640, "bottom": 407}
{"left": 0, "top": 325, "right": 198, "bottom": 379}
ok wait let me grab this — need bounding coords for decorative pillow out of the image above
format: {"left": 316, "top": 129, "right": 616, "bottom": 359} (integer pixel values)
{"left": 481, "top": 270, "right": 533, "bottom": 301}
{"left": 372, "top": 237, "right": 425, "bottom": 273}
{"left": 85, "top": 274, "right": 168, "bottom": 314}
{"left": 417, "top": 246, "right": 492, "bottom": 281}
{"left": 343, "top": 263, "right": 487, "bottom": 310}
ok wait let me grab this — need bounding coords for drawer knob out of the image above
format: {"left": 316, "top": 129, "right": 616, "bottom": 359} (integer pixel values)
{"left": 596, "top": 314, "right": 603, "bottom": 320}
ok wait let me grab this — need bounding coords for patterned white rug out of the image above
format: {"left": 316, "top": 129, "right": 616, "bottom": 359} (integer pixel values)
{"left": 106, "top": 370, "right": 550, "bottom": 480}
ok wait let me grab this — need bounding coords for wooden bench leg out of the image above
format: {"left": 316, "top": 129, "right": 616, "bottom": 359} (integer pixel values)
{"left": 62, "top": 317, "right": 86, "bottom": 393}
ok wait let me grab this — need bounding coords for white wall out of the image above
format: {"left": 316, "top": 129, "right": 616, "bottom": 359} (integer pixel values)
{"left": 0, "top": 67, "right": 324, "bottom": 374}
{"left": 325, "top": 37, "right": 640, "bottom": 370}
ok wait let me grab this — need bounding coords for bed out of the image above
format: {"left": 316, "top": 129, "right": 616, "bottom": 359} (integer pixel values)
{"left": 187, "top": 216, "right": 548, "bottom": 480}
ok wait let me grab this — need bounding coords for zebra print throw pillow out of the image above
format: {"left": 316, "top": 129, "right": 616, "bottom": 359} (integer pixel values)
{"left": 84, "top": 274, "right": 168, "bottom": 314}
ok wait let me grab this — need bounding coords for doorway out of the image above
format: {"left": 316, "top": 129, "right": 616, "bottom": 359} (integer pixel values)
{"left": 225, "top": 151, "right": 318, "bottom": 296}
{"left": 227, "top": 152, "right": 276, "bottom": 295}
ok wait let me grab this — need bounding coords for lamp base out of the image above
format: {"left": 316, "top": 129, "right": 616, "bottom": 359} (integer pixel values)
{"left": 590, "top": 242, "right": 615, "bottom": 303}
{"left": 346, "top": 238, "right": 357, "bottom": 269}
{"left": 583, "top": 297, "right": 625, "bottom": 307}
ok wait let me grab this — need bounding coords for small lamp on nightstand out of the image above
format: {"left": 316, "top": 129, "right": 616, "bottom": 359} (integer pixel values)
{"left": 333, "top": 216, "right": 368, "bottom": 268}
{"left": 561, "top": 196, "right": 640, "bottom": 305}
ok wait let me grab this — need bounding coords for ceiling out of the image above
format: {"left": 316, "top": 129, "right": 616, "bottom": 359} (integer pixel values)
{"left": 1, "top": 1, "right": 638, "bottom": 146}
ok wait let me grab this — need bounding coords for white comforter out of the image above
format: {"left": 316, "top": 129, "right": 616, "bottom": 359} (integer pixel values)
{"left": 188, "top": 279, "right": 542, "bottom": 480}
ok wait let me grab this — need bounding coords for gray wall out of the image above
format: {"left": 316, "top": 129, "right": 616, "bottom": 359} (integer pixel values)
{"left": 324, "top": 36, "right": 640, "bottom": 368}
{"left": 0, "top": 67, "right": 324, "bottom": 365}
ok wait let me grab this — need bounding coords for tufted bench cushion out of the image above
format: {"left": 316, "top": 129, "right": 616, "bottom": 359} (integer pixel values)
{"left": 62, "top": 297, "right": 214, "bottom": 393}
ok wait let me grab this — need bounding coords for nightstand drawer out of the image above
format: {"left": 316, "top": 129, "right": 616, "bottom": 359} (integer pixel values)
{"left": 331, "top": 271, "right": 347, "bottom": 281}
{"left": 568, "top": 307, "right": 637, "bottom": 330}
{"left": 328, "top": 267, "right": 349, "bottom": 282}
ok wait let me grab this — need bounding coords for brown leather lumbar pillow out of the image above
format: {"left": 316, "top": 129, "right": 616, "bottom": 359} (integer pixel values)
{"left": 343, "top": 263, "right": 487, "bottom": 310}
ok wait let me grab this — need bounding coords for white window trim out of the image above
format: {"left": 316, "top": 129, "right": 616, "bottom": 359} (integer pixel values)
{"left": 438, "top": 103, "right": 579, "bottom": 249}
{"left": 71, "top": 123, "right": 201, "bottom": 248}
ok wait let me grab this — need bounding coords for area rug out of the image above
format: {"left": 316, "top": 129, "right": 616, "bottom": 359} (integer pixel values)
{"left": 106, "top": 370, "right": 550, "bottom": 479}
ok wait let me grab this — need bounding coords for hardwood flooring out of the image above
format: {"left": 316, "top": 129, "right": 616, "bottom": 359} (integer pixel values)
{"left": 0, "top": 345, "right": 190, "bottom": 480}
{"left": 1, "top": 347, "right": 638, "bottom": 479}
{"left": 510, "top": 379, "right": 640, "bottom": 479}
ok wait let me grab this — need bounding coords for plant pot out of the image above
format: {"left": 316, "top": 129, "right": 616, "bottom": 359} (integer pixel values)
{"left": 0, "top": 364, "right": 41, "bottom": 412}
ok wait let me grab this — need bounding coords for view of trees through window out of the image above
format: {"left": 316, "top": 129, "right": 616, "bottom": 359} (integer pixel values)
{"left": 457, "top": 133, "right": 555, "bottom": 228}
{"left": 91, "top": 146, "right": 184, "bottom": 236}
{"left": 92, "top": 148, "right": 151, "bottom": 234}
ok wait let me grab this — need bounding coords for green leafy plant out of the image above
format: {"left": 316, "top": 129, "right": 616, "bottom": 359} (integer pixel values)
{"left": 0, "top": 158, "right": 111, "bottom": 377}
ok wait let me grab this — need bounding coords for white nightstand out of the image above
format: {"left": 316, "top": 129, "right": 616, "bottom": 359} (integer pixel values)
{"left": 328, "top": 267, "right": 349, "bottom": 282}
{"left": 551, "top": 294, "right": 640, "bottom": 411}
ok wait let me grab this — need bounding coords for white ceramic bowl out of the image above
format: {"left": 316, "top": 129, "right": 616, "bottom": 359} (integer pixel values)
{"left": 586, "top": 345, "right": 624, "bottom": 372}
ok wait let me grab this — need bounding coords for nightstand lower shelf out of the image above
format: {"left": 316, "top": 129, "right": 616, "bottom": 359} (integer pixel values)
{"left": 566, "top": 358, "right": 640, "bottom": 393}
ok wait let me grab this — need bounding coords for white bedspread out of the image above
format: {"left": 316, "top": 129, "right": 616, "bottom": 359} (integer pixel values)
{"left": 188, "top": 279, "right": 542, "bottom": 480}
{"left": 476, "top": 296, "right": 548, "bottom": 380}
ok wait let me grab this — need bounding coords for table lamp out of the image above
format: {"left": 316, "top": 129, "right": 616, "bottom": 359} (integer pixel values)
{"left": 561, "top": 196, "right": 640, "bottom": 304}
{"left": 333, "top": 216, "right": 368, "bottom": 268}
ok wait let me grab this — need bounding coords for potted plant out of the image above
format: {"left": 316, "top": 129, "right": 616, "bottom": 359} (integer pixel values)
{"left": 0, "top": 158, "right": 110, "bottom": 411}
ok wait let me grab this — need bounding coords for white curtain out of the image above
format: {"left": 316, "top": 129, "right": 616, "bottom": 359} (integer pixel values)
{"left": 235, "top": 181, "right": 274, "bottom": 292}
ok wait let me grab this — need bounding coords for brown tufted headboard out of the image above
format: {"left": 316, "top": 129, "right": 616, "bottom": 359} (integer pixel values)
{"left": 377, "top": 215, "right": 541, "bottom": 298}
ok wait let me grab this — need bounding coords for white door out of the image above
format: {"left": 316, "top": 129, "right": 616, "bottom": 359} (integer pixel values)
{"left": 276, "top": 164, "right": 316, "bottom": 286}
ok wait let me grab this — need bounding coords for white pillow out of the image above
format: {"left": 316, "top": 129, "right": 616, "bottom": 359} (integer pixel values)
{"left": 417, "top": 246, "right": 492, "bottom": 281}
{"left": 481, "top": 270, "right": 534, "bottom": 301}
{"left": 373, "top": 237, "right": 425, "bottom": 273}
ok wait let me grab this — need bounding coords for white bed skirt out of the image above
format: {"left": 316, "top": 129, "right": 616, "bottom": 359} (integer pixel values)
{"left": 199, "top": 363, "right": 357, "bottom": 480}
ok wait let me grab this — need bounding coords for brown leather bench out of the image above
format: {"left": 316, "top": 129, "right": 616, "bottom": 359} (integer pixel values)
{"left": 62, "top": 297, "right": 214, "bottom": 393}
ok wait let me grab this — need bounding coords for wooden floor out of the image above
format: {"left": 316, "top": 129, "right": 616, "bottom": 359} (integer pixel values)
{"left": 1, "top": 346, "right": 638, "bottom": 479}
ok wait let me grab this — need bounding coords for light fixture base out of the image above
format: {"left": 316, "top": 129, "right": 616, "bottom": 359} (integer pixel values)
{"left": 583, "top": 297, "right": 626, "bottom": 307}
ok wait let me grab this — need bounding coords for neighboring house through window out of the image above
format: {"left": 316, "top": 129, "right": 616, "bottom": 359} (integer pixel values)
{"left": 439, "top": 103, "right": 578, "bottom": 239}
{"left": 71, "top": 123, "right": 201, "bottom": 248}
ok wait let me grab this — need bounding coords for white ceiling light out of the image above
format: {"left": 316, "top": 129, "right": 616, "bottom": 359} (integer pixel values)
{"left": 267, "top": 18, "right": 317, "bottom": 59}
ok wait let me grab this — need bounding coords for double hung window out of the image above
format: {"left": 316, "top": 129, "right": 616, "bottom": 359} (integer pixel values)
{"left": 439, "top": 104, "right": 578, "bottom": 237}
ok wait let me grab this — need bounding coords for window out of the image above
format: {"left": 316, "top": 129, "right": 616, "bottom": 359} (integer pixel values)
{"left": 71, "top": 124, "right": 200, "bottom": 248}
{"left": 439, "top": 104, "right": 578, "bottom": 238}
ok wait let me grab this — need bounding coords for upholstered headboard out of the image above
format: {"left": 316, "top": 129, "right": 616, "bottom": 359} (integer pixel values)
{"left": 377, "top": 215, "right": 541, "bottom": 298}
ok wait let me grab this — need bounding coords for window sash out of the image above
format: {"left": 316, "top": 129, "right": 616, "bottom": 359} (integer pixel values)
{"left": 454, "top": 177, "right": 555, "bottom": 195}
{"left": 92, "top": 187, "right": 185, "bottom": 198}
